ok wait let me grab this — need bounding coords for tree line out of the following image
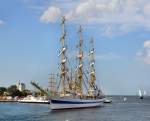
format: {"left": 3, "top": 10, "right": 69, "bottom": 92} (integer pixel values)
{"left": 0, "top": 85, "right": 30, "bottom": 97}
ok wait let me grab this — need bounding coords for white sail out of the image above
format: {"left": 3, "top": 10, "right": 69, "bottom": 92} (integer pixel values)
{"left": 138, "top": 89, "right": 142, "bottom": 97}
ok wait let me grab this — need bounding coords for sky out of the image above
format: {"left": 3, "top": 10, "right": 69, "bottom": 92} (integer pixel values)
{"left": 0, "top": 0, "right": 150, "bottom": 95}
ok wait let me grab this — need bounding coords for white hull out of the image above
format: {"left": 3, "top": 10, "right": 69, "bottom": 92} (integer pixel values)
{"left": 103, "top": 98, "right": 112, "bottom": 103}
{"left": 18, "top": 96, "right": 50, "bottom": 104}
{"left": 18, "top": 100, "right": 49, "bottom": 104}
{"left": 50, "top": 98, "right": 103, "bottom": 110}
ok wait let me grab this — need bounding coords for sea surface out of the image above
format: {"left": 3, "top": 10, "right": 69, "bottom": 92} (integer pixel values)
{"left": 0, "top": 96, "right": 150, "bottom": 121}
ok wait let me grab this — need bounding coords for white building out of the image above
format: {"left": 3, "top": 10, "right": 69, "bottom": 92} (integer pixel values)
{"left": 17, "top": 81, "right": 26, "bottom": 91}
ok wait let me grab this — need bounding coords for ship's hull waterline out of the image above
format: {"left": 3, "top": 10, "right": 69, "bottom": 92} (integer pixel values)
{"left": 50, "top": 98, "right": 103, "bottom": 110}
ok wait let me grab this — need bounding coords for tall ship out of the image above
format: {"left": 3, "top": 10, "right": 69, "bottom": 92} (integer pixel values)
{"left": 50, "top": 17, "right": 104, "bottom": 110}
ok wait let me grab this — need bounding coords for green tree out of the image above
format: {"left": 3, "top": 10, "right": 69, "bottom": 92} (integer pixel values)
{"left": 0, "top": 87, "right": 7, "bottom": 96}
{"left": 7, "top": 85, "right": 30, "bottom": 97}
{"left": 7, "top": 85, "right": 21, "bottom": 97}
{"left": 20, "top": 90, "right": 28, "bottom": 97}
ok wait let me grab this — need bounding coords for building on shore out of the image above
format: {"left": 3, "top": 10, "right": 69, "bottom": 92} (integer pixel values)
{"left": 17, "top": 81, "right": 26, "bottom": 92}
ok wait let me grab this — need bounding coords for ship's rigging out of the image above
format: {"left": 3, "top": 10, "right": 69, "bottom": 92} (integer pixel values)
{"left": 54, "top": 16, "right": 103, "bottom": 98}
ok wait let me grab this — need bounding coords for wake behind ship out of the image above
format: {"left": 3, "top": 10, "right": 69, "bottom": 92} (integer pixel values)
{"left": 50, "top": 17, "right": 104, "bottom": 110}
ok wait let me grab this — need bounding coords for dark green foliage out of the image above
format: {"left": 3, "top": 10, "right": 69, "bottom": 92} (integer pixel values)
{"left": 0, "top": 85, "right": 35, "bottom": 97}
{"left": 6, "top": 85, "right": 28, "bottom": 97}
{"left": 0, "top": 87, "right": 7, "bottom": 96}
{"left": 7, "top": 85, "right": 19, "bottom": 97}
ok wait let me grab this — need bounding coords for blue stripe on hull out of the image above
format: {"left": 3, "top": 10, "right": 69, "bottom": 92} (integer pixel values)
{"left": 51, "top": 99, "right": 101, "bottom": 104}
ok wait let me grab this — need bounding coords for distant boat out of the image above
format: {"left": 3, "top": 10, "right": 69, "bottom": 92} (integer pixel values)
{"left": 103, "top": 98, "right": 112, "bottom": 103}
{"left": 138, "top": 89, "right": 146, "bottom": 99}
{"left": 18, "top": 95, "right": 50, "bottom": 104}
{"left": 123, "top": 97, "right": 127, "bottom": 102}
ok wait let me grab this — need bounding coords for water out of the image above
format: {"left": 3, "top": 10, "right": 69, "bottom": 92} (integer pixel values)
{"left": 0, "top": 96, "right": 150, "bottom": 121}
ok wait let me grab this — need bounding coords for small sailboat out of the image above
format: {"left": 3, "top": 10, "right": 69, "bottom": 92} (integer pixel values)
{"left": 50, "top": 17, "right": 104, "bottom": 110}
{"left": 103, "top": 98, "right": 112, "bottom": 103}
{"left": 138, "top": 89, "right": 146, "bottom": 99}
{"left": 138, "top": 89, "right": 147, "bottom": 99}
{"left": 123, "top": 97, "right": 127, "bottom": 102}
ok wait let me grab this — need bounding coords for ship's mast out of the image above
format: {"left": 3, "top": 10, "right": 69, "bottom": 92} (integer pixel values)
{"left": 89, "top": 37, "right": 96, "bottom": 95}
{"left": 77, "top": 26, "right": 84, "bottom": 95}
{"left": 59, "top": 16, "right": 67, "bottom": 95}
{"left": 49, "top": 73, "right": 56, "bottom": 96}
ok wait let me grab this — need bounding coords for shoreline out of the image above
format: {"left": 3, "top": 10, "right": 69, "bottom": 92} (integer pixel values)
{"left": 0, "top": 100, "right": 17, "bottom": 102}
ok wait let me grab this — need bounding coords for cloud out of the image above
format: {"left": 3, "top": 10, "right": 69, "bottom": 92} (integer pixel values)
{"left": 144, "top": 51, "right": 150, "bottom": 64}
{"left": 0, "top": 19, "right": 5, "bottom": 25}
{"left": 37, "top": 0, "right": 150, "bottom": 36}
{"left": 101, "top": 26, "right": 113, "bottom": 38}
{"left": 38, "top": 0, "right": 150, "bottom": 25}
{"left": 144, "top": 40, "right": 150, "bottom": 48}
{"left": 36, "top": 0, "right": 150, "bottom": 36}
{"left": 143, "top": 2, "right": 150, "bottom": 16}
{"left": 137, "top": 40, "right": 150, "bottom": 64}
{"left": 40, "top": 6, "right": 61, "bottom": 23}
{"left": 143, "top": 40, "right": 150, "bottom": 64}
